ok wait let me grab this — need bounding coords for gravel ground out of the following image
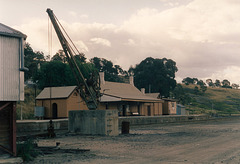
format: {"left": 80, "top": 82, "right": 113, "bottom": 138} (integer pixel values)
{"left": 26, "top": 118, "right": 240, "bottom": 164}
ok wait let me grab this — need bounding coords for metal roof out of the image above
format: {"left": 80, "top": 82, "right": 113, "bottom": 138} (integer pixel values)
{"left": 100, "top": 81, "right": 163, "bottom": 102}
{"left": 0, "top": 23, "right": 27, "bottom": 38}
{"left": 36, "top": 86, "right": 77, "bottom": 100}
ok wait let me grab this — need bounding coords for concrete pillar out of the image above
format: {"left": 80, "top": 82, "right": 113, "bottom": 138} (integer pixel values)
{"left": 68, "top": 110, "right": 118, "bottom": 136}
{"left": 129, "top": 76, "right": 134, "bottom": 86}
{"left": 99, "top": 72, "right": 105, "bottom": 85}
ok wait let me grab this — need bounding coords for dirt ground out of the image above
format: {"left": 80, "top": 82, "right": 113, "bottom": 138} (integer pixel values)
{"left": 26, "top": 117, "right": 240, "bottom": 164}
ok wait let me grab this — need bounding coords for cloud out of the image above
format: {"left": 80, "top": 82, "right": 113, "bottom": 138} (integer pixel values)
{"left": 119, "top": 0, "right": 240, "bottom": 83}
{"left": 14, "top": 0, "right": 240, "bottom": 84}
{"left": 90, "top": 37, "right": 111, "bottom": 47}
{"left": 75, "top": 40, "right": 89, "bottom": 52}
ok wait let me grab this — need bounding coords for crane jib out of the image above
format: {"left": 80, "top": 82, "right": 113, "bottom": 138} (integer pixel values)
{"left": 46, "top": 8, "right": 100, "bottom": 110}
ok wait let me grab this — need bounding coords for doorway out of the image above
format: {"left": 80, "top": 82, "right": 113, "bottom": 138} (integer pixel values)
{"left": 147, "top": 105, "right": 151, "bottom": 116}
{"left": 122, "top": 105, "right": 126, "bottom": 116}
{"left": 52, "top": 103, "right": 58, "bottom": 119}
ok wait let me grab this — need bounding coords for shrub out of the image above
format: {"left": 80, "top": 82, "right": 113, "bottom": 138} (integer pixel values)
{"left": 17, "top": 138, "right": 38, "bottom": 161}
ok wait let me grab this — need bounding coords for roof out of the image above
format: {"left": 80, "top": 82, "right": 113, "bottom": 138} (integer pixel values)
{"left": 36, "top": 86, "right": 77, "bottom": 100}
{"left": 145, "top": 93, "right": 160, "bottom": 99}
{"left": 0, "top": 23, "right": 27, "bottom": 38}
{"left": 100, "top": 81, "right": 163, "bottom": 102}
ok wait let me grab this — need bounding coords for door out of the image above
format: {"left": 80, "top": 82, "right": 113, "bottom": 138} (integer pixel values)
{"left": 122, "top": 105, "right": 126, "bottom": 116}
{"left": 52, "top": 103, "right": 58, "bottom": 119}
{"left": 147, "top": 105, "right": 151, "bottom": 116}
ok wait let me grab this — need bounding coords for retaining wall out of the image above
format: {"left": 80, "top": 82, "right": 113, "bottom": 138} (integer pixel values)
{"left": 16, "top": 115, "right": 210, "bottom": 134}
{"left": 119, "top": 115, "right": 210, "bottom": 126}
{"left": 16, "top": 119, "right": 68, "bottom": 133}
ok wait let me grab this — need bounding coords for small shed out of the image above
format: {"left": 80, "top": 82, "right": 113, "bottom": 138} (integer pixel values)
{"left": 0, "top": 23, "right": 27, "bottom": 156}
{"left": 146, "top": 93, "right": 177, "bottom": 115}
{"left": 162, "top": 98, "right": 177, "bottom": 115}
{"left": 177, "top": 104, "right": 188, "bottom": 115}
{"left": 36, "top": 86, "right": 88, "bottom": 119}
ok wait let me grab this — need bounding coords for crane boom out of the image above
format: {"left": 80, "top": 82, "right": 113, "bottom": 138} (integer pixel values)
{"left": 46, "top": 8, "right": 100, "bottom": 110}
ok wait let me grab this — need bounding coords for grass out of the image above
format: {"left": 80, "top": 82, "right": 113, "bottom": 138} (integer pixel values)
{"left": 182, "top": 84, "right": 240, "bottom": 115}
{"left": 16, "top": 86, "right": 41, "bottom": 120}
{"left": 17, "top": 138, "right": 39, "bottom": 161}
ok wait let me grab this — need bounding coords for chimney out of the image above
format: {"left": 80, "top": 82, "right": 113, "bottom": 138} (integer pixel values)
{"left": 141, "top": 88, "right": 145, "bottom": 94}
{"left": 99, "top": 72, "right": 105, "bottom": 85}
{"left": 129, "top": 76, "right": 134, "bottom": 86}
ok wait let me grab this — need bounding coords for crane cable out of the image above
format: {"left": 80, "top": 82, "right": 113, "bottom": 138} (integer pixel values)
{"left": 53, "top": 13, "right": 92, "bottom": 77}
{"left": 48, "top": 16, "right": 52, "bottom": 60}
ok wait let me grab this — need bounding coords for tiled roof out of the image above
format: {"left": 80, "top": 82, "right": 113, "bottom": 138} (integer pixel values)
{"left": 0, "top": 23, "right": 27, "bottom": 38}
{"left": 36, "top": 86, "right": 77, "bottom": 99}
{"left": 100, "top": 81, "right": 163, "bottom": 102}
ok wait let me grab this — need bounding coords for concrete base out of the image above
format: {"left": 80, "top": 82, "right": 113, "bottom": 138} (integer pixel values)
{"left": 68, "top": 110, "right": 118, "bottom": 136}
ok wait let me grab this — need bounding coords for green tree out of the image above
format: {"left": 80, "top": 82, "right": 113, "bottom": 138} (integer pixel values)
{"left": 90, "top": 57, "right": 126, "bottom": 82}
{"left": 24, "top": 43, "right": 45, "bottom": 80}
{"left": 206, "top": 79, "right": 214, "bottom": 87}
{"left": 33, "top": 61, "right": 76, "bottom": 89}
{"left": 182, "top": 77, "right": 198, "bottom": 85}
{"left": 172, "top": 84, "right": 191, "bottom": 105}
{"left": 194, "top": 86, "right": 200, "bottom": 95}
{"left": 215, "top": 79, "right": 221, "bottom": 87}
{"left": 200, "top": 85, "right": 207, "bottom": 93}
{"left": 222, "top": 79, "right": 231, "bottom": 88}
{"left": 197, "top": 80, "right": 206, "bottom": 86}
{"left": 131, "top": 57, "right": 178, "bottom": 97}
{"left": 232, "top": 83, "right": 239, "bottom": 89}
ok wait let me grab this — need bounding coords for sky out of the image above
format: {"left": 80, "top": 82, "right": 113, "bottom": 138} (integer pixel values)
{"left": 1, "top": 0, "right": 240, "bottom": 84}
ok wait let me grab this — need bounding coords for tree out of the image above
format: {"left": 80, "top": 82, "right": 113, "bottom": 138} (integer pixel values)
{"left": 131, "top": 57, "right": 178, "bottom": 97}
{"left": 172, "top": 84, "right": 191, "bottom": 105}
{"left": 200, "top": 85, "right": 207, "bottom": 93}
{"left": 197, "top": 80, "right": 206, "bottom": 86}
{"left": 232, "top": 83, "right": 239, "bottom": 89}
{"left": 194, "top": 86, "right": 200, "bottom": 95}
{"left": 51, "top": 50, "right": 66, "bottom": 63}
{"left": 182, "top": 77, "right": 193, "bottom": 85}
{"left": 90, "top": 57, "right": 126, "bottom": 82}
{"left": 33, "top": 61, "right": 76, "bottom": 89}
{"left": 182, "top": 77, "right": 198, "bottom": 85}
{"left": 206, "top": 79, "right": 214, "bottom": 87}
{"left": 222, "top": 79, "right": 231, "bottom": 88}
{"left": 24, "top": 43, "right": 45, "bottom": 80}
{"left": 214, "top": 79, "right": 221, "bottom": 87}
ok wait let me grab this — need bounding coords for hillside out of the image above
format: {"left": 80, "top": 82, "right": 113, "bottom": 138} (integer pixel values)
{"left": 182, "top": 84, "right": 240, "bottom": 115}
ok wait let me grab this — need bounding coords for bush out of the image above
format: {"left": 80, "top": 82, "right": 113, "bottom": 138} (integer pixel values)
{"left": 17, "top": 139, "right": 38, "bottom": 161}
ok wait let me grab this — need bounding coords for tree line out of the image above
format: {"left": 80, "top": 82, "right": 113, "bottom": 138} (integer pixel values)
{"left": 24, "top": 43, "right": 178, "bottom": 98}
{"left": 182, "top": 77, "right": 239, "bottom": 89}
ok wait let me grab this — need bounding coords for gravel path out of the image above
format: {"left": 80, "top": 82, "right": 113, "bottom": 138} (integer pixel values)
{"left": 27, "top": 118, "right": 240, "bottom": 164}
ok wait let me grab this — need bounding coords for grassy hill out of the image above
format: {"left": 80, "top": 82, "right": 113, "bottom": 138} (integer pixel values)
{"left": 182, "top": 84, "right": 240, "bottom": 115}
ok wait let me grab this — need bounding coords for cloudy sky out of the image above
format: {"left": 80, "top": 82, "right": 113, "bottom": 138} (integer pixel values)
{"left": 1, "top": 0, "right": 240, "bottom": 84}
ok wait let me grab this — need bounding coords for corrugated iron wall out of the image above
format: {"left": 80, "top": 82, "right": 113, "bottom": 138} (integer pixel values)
{"left": 0, "top": 35, "right": 23, "bottom": 101}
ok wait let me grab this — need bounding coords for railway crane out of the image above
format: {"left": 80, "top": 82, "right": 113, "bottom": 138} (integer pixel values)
{"left": 46, "top": 8, "right": 100, "bottom": 110}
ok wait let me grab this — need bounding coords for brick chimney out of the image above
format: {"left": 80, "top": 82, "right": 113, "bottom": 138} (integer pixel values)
{"left": 99, "top": 72, "right": 105, "bottom": 85}
{"left": 129, "top": 76, "right": 134, "bottom": 86}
